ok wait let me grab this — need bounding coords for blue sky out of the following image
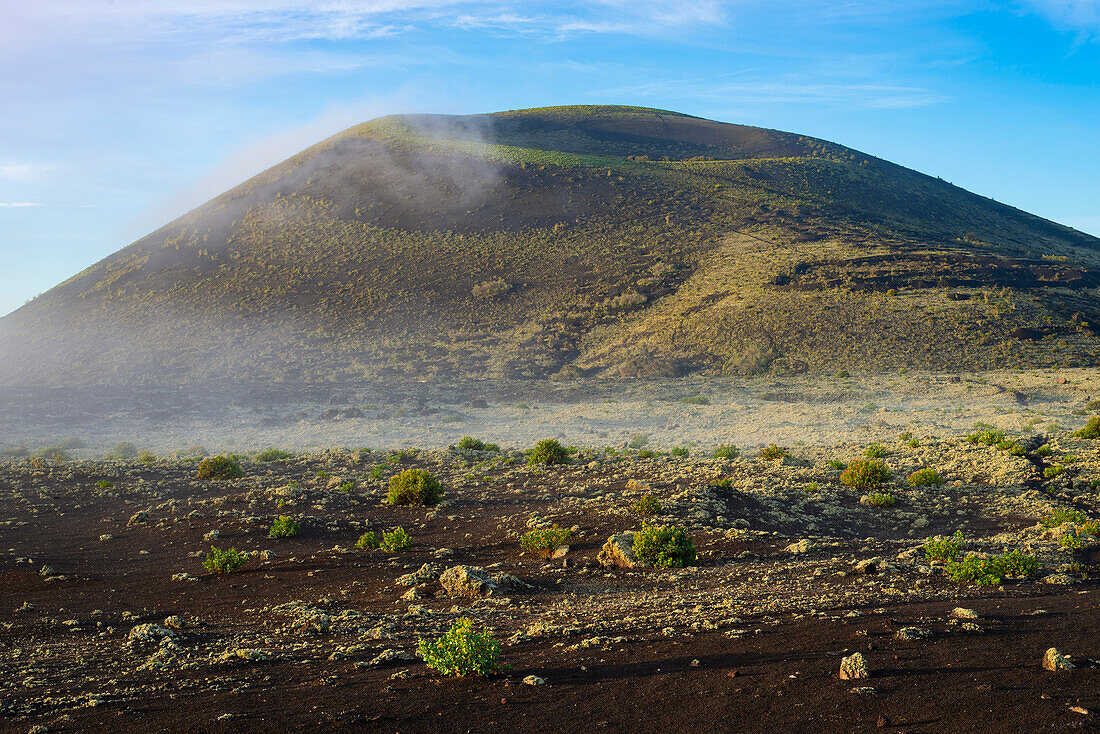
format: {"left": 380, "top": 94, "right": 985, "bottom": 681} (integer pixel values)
{"left": 2, "top": 0, "right": 1099, "bottom": 316}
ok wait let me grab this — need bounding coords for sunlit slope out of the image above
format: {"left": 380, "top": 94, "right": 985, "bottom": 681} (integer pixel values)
{"left": 3, "top": 105, "right": 1099, "bottom": 385}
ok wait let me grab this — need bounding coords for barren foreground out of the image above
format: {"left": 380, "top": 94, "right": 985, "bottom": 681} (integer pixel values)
{"left": 2, "top": 415, "right": 1099, "bottom": 733}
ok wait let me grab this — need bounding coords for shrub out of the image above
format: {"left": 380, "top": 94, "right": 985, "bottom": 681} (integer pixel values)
{"left": 840, "top": 459, "right": 890, "bottom": 489}
{"left": 671, "top": 447, "right": 689, "bottom": 457}
{"left": 712, "top": 444, "right": 739, "bottom": 459}
{"left": 33, "top": 447, "right": 71, "bottom": 462}
{"left": 527, "top": 438, "right": 569, "bottom": 466}
{"left": 1082, "top": 520, "right": 1100, "bottom": 537}
{"left": 997, "top": 548, "right": 1040, "bottom": 578}
{"left": 456, "top": 436, "right": 499, "bottom": 452}
{"left": 908, "top": 468, "right": 944, "bottom": 487}
{"left": 924, "top": 531, "right": 964, "bottom": 562}
{"left": 418, "top": 618, "right": 501, "bottom": 677}
{"left": 195, "top": 456, "right": 244, "bottom": 480}
{"left": 1087, "top": 400, "right": 1100, "bottom": 411}
{"left": 268, "top": 516, "right": 300, "bottom": 538}
{"left": 628, "top": 434, "right": 649, "bottom": 449}
{"left": 106, "top": 441, "right": 138, "bottom": 460}
{"left": 866, "top": 491, "right": 895, "bottom": 507}
{"left": 338, "top": 481, "right": 355, "bottom": 492}
{"left": 803, "top": 481, "right": 819, "bottom": 494}
{"left": 945, "top": 555, "right": 1004, "bottom": 586}
{"left": 760, "top": 444, "right": 789, "bottom": 460}
{"left": 370, "top": 463, "right": 385, "bottom": 480}
{"left": 1041, "top": 508, "right": 1088, "bottom": 528}
{"left": 96, "top": 480, "right": 113, "bottom": 489}
{"left": 380, "top": 527, "right": 411, "bottom": 553}
{"left": 257, "top": 448, "right": 292, "bottom": 462}
{"left": 520, "top": 526, "right": 572, "bottom": 557}
{"left": 203, "top": 546, "right": 246, "bottom": 574}
{"left": 1073, "top": 416, "right": 1100, "bottom": 438}
{"left": 907, "top": 438, "right": 920, "bottom": 448}
{"left": 1034, "top": 444, "right": 1052, "bottom": 457}
{"left": 633, "top": 524, "right": 696, "bottom": 568}
{"left": 997, "top": 440, "right": 1026, "bottom": 456}
{"left": 967, "top": 429, "right": 1005, "bottom": 446}
{"left": 387, "top": 469, "right": 443, "bottom": 506}
{"left": 138, "top": 451, "right": 156, "bottom": 465}
{"left": 632, "top": 494, "right": 662, "bottom": 517}
{"left": 827, "top": 459, "right": 846, "bottom": 470}
{"left": 1059, "top": 531, "right": 1082, "bottom": 550}
{"left": 864, "top": 443, "right": 889, "bottom": 458}
{"left": 356, "top": 531, "right": 380, "bottom": 550}
{"left": 1043, "top": 465, "right": 1064, "bottom": 479}
{"left": 680, "top": 395, "right": 710, "bottom": 406}
{"left": 472, "top": 279, "right": 511, "bottom": 299}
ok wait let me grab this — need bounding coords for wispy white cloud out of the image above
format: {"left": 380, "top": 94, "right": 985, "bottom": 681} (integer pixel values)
{"left": 0, "top": 164, "right": 57, "bottom": 181}
{"left": 0, "top": 202, "right": 44, "bottom": 208}
{"left": 1018, "top": 0, "right": 1100, "bottom": 37}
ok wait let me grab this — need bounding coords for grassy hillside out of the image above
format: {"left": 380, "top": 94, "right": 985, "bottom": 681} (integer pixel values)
{"left": 3, "top": 105, "right": 1100, "bottom": 386}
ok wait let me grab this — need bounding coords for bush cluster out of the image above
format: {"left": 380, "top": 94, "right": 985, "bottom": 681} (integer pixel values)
{"left": 760, "top": 444, "right": 789, "bottom": 460}
{"left": 356, "top": 531, "right": 380, "bottom": 550}
{"left": 631, "top": 494, "right": 662, "bottom": 517}
{"left": 195, "top": 456, "right": 244, "bottom": 480}
{"left": 268, "top": 515, "right": 300, "bottom": 538}
{"left": 864, "top": 443, "right": 888, "bottom": 458}
{"left": 945, "top": 549, "right": 1040, "bottom": 586}
{"left": 866, "top": 491, "right": 895, "bottom": 507}
{"left": 907, "top": 468, "right": 944, "bottom": 487}
{"left": 527, "top": 439, "right": 569, "bottom": 466}
{"left": 456, "top": 436, "right": 500, "bottom": 452}
{"left": 924, "top": 531, "right": 964, "bottom": 562}
{"left": 1073, "top": 416, "right": 1100, "bottom": 439}
{"left": 380, "top": 527, "right": 411, "bottom": 553}
{"left": 520, "top": 526, "right": 572, "bottom": 557}
{"left": 418, "top": 618, "right": 501, "bottom": 677}
{"left": 256, "top": 448, "right": 292, "bottom": 462}
{"left": 633, "top": 524, "right": 696, "bottom": 568}
{"left": 712, "top": 445, "right": 738, "bottom": 459}
{"left": 203, "top": 546, "right": 246, "bottom": 574}
{"left": 840, "top": 459, "right": 890, "bottom": 489}
{"left": 387, "top": 469, "right": 442, "bottom": 506}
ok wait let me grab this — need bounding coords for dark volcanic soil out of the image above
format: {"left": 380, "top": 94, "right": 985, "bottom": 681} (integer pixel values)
{"left": 1, "top": 437, "right": 1098, "bottom": 733}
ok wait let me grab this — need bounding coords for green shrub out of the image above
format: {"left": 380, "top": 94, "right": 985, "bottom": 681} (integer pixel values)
{"left": 945, "top": 555, "right": 1004, "bottom": 586}
{"left": 370, "top": 463, "right": 385, "bottom": 480}
{"left": 670, "top": 447, "right": 689, "bottom": 457}
{"left": 997, "top": 439, "right": 1026, "bottom": 456}
{"left": 966, "top": 429, "right": 1005, "bottom": 446}
{"left": 106, "top": 441, "right": 138, "bottom": 460}
{"left": 456, "top": 436, "right": 500, "bottom": 452}
{"left": 679, "top": 395, "right": 710, "bottom": 406}
{"left": 527, "top": 438, "right": 569, "bottom": 466}
{"left": 628, "top": 434, "right": 649, "bottom": 449}
{"left": 907, "top": 468, "right": 944, "bottom": 487}
{"left": 380, "top": 527, "right": 411, "bottom": 553}
{"left": 387, "top": 469, "right": 442, "bottom": 506}
{"left": 33, "top": 447, "right": 71, "bottom": 462}
{"left": 633, "top": 525, "right": 696, "bottom": 568}
{"left": 760, "top": 444, "right": 789, "bottom": 460}
{"left": 256, "top": 447, "right": 292, "bottom": 462}
{"left": 1034, "top": 444, "right": 1052, "bottom": 457}
{"left": 356, "top": 531, "right": 380, "bottom": 550}
{"left": 840, "top": 459, "right": 891, "bottom": 489}
{"left": 899, "top": 432, "right": 913, "bottom": 441}
{"left": 866, "top": 491, "right": 895, "bottom": 507}
{"left": 1059, "top": 531, "right": 1083, "bottom": 550}
{"left": 864, "top": 443, "right": 889, "bottom": 458}
{"left": 712, "top": 444, "right": 739, "bottom": 459}
{"left": 1087, "top": 400, "right": 1100, "bottom": 411}
{"left": 96, "top": 480, "right": 113, "bottom": 489}
{"left": 632, "top": 494, "right": 662, "bottom": 517}
{"left": 268, "top": 515, "right": 300, "bottom": 538}
{"left": 924, "top": 531, "right": 964, "bottom": 562}
{"left": 907, "top": 438, "right": 920, "bottom": 448}
{"left": 418, "top": 618, "right": 501, "bottom": 677}
{"left": 996, "top": 548, "right": 1040, "bottom": 578}
{"left": 1073, "top": 416, "right": 1100, "bottom": 438}
{"left": 138, "top": 451, "right": 156, "bottom": 465}
{"left": 827, "top": 459, "right": 846, "bottom": 470}
{"left": 1041, "top": 508, "right": 1088, "bottom": 528}
{"left": 520, "top": 526, "right": 572, "bottom": 557}
{"left": 195, "top": 456, "right": 244, "bottom": 480}
{"left": 337, "top": 481, "right": 355, "bottom": 492}
{"left": 1043, "top": 465, "right": 1064, "bottom": 479}
{"left": 635, "top": 449, "right": 656, "bottom": 459}
{"left": 1082, "top": 520, "right": 1100, "bottom": 537}
{"left": 803, "top": 481, "right": 819, "bottom": 494}
{"left": 203, "top": 546, "right": 246, "bottom": 574}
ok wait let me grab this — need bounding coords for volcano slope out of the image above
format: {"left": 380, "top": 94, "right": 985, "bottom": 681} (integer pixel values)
{"left": 3, "top": 105, "right": 1100, "bottom": 387}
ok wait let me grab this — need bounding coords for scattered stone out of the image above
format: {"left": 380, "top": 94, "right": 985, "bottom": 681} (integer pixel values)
{"left": 171, "top": 573, "right": 197, "bottom": 582}
{"left": 1042, "top": 573, "right": 1078, "bottom": 585}
{"left": 38, "top": 565, "right": 53, "bottom": 577}
{"left": 1042, "top": 647, "right": 1074, "bottom": 671}
{"left": 895, "top": 627, "right": 932, "bottom": 641}
{"left": 203, "top": 530, "right": 220, "bottom": 541}
{"left": 99, "top": 534, "right": 112, "bottom": 542}
{"left": 439, "top": 566, "right": 499, "bottom": 598}
{"left": 127, "top": 624, "right": 176, "bottom": 645}
{"left": 523, "top": 675, "right": 546, "bottom": 686}
{"left": 127, "top": 510, "right": 149, "bottom": 526}
{"left": 853, "top": 559, "right": 878, "bottom": 575}
{"left": 950, "top": 608, "right": 979, "bottom": 620}
{"left": 1070, "top": 706, "right": 1091, "bottom": 715}
{"left": 363, "top": 649, "right": 416, "bottom": 667}
{"left": 839, "top": 652, "right": 869, "bottom": 680}
{"left": 163, "top": 615, "right": 185, "bottom": 630}
{"left": 960, "top": 622, "right": 982, "bottom": 634}
{"left": 785, "top": 539, "right": 813, "bottom": 554}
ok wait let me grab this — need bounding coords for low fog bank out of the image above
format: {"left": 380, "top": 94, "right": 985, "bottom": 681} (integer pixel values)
{"left": 2, "top": 369, "right": 1098, "bottom": 459}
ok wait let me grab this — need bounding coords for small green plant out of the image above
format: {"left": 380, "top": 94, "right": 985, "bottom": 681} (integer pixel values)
{"left": 945, "top": 555, "right": 1004, "bottom": 586}
{"left": 33, "top": 446, "right": 72, "bottom": 462}
{"left": 997, "top": 439, "right": 1026, "bottom": 456}
{"left": 268, "top": 515, "right": 300, "bottom": 538}
{"left": 520, "top": 526, "right": 572, "bottom": 557}
{"left": 670, "top": 446, "right": 689, "bottom": 457}
{"left": 1087, "top": 400, "right": 1100, "bottom": 411}
{"left": 338, "top": 481, "right": 355, "bottom": 492}
{"left": 195, "top": 456, "right": 244, "bottom": 480}
{"left": 967, "top": 429, "right": 1005, "bottom": 446}
{"left": 1073, "top": 417, "right": 1100, "bottom": 438}
{"left": 840, "top": 459, "right": 890, "bottom": 489}
{"left": 138, "top": 451, "right": 156, "bottom": 465}
{"left": 456, "top": 436, "right": 500, "bottom": 452}
{"left": 1082, "top": 520, "right": 1100, "bottom": 537}
{"left": 632, "top": 494, "right": 662, "bottom": 517}
{"left": 380, "top": 527, "right": 411, "bottom": 553}
{"left": 866, "top": 491, "right": 895, "bottom": 507}
{"left": 1062, "top": 454, "right": 1078, "bottom": 463}
{"left": 628, "top": 433, "right": 650, "bottom": 449}
{"left": 899, "top": 431, "right": 913, "bottom": 441}
{"left": 106, "top": 441, "right": 138, "bottom": 460}
{"left": 315, "top": 470, "right": 330, "bottom": 481}
{"left": 635, "top": 449, "right": 657, "bottom": 459}
{"left": 203, "top": 546, "right": 246, "bottom": 574}
{"left": 370, "top": 463, "right": 385, "bottom": 480}
{"left": 256, "top": 447, "right": 292, "bottom": 462}
{"left": 387, "top": 469, "right": 443, "bottom": 506}
{"left": 827, "top": 459, "right": 846, "bottom": 470}
{"left": 803, "top": 481, "right": 819, "bottom": 494}
{"left": 864, "top": 443, "right": 889, "bottom": 458}
{"left": 96, "top": 479, "right": 113, "bottom": 489}
{"left": 712, "top": 444, "right": 739, "bottom": 459}
{"left": 1041, "top": 508, "right": 1088, "bottom": 528}
{"left": 907, "top": 468, "right": 944, "bottom": 487}
{"left": 527, "top": 438, "right": 569, "bottom": 465}
{"left": 356, "top": 531, "right": 380, "bottom": 550}
{"left": 1043, "top": 465, "right": 1065, "bottom": 479}
{"left": 418, "top": 618, "right": 501, "bottom": 677}
{"left": 1034, "top": 444, "right": 1052, "bottom": 457}
{"left": 924, "top": 531, "right": 964, "bottom": 562}
{"left": 1059, "top": 530, "right": 1083, "bottom": 550}
{"left": 907, "top": 438, "right": 920, "bottom": 448}
{"left": 679, "top": 395, "right": 710, "bottom": 406}
{"left": 632, "top": 524, "right": 696, "bottom": 568}
{"left": 997, "top": 548, "right": 1040, "bottom": 577}
{"left": 760, "top": 444, "right": 789, "bottom": 460}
